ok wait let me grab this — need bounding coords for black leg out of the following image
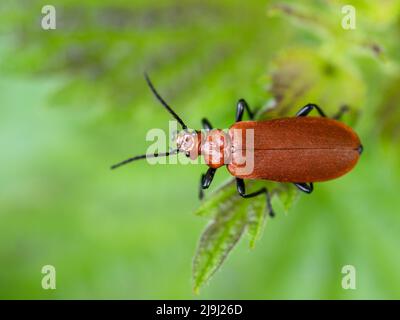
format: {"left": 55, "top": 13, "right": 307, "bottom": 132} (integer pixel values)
{"left": 296, "top": 103, "right": 326, "bottom": 117}
{"left": 199, "top": 168, "right": 217, "bottom": 200}
{"left": 201, "top": 118, "right": 213, "bottom": 130}
{"left": 333, "top": 105, "right": 349, "bottom": 120}
{"left": 236, "top": 178, "right": 275, "bottom": 217}
{"left": 236, "top": 99, "right": 255, "bottom": 122}
{"left": 294, "top": 182, "right": 314, "bottom": 194}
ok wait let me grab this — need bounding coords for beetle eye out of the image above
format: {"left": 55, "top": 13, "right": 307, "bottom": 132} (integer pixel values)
{"left": 185, "top": 152, "right": 190, "bottom": 157}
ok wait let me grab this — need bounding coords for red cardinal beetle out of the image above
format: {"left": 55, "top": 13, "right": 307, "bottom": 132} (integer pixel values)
{"left": 111, "top": 74, "right": 363, "bottom": 217}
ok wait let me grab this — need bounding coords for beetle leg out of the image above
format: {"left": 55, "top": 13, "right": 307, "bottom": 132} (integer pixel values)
{"left": 236, "top": 178, "right": 275, "bottom": 217}
{"left": 294, "top": 182, "right": 314, "bottom": 194}
{"left": 236, "top": 99, "right": 255, "bottom": 122}
{"left": 332, "top": 105, "right": 350, "bottom": 120}
{"left": 199, "top": 168, "right": 217, "bottom": 200}
{"left": 296, "top": 103, "right": 326, "bottom": 117}
{"left": 201, "top": 118, "right": 213, "bottom": 130}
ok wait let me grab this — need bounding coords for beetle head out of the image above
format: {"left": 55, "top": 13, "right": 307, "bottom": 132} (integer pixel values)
{"left": 175, "top": 130, "right": 201, "bottom": 160}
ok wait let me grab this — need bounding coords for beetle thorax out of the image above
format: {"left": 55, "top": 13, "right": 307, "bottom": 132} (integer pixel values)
{"left": 201, "top": 129, "right": 231, "bottom": 169}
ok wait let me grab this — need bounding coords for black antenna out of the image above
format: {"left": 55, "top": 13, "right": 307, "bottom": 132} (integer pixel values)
{"left": 144, "top": 73, "right": 188, "bottom": 130}
{"left": 110, "top": 149, "right": 179, "bottom": 170}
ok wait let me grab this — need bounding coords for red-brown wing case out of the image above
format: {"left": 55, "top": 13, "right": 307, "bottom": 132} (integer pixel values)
{"left": 228, "top": 117, "right": 361, "bottom": 182}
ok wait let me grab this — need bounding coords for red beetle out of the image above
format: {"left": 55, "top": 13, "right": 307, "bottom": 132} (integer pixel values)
{"left": 111, "top": 74, "right": 363, "bottom": 217}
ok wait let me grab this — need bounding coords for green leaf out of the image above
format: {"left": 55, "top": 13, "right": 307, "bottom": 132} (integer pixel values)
{"left": 275, "top": 183, "right": 299, "bottom": 214}
{"left": 193, "top": 179, "right": 298, "bottom": 292}
{"left": 246, "top": 191, "right": 267, "bottom": 249}
{"left": 195, "top": 179, "right": 237, "bottom": 218}
{"left": 192, "top": 189, "right": 247, "bottom": 294}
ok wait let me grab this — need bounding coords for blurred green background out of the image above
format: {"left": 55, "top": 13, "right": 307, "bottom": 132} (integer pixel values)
{"left": 1, "top": 0, "right": 400, "bottom": 299}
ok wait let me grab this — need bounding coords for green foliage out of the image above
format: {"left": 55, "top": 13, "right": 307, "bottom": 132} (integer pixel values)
{"left": 193, "top": 180, "right": 298, "bottom": 292}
